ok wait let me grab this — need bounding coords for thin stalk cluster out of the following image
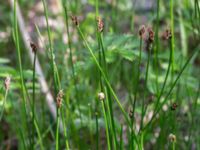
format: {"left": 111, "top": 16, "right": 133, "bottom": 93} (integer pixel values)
{"left": 62, "top": 0, "right": 82, "bottom": 126}
{"left": 42, "top": 1, "right": 62, "bottom": 150}
{"left": 95, "top": 1, "right": 118, "bottom": 148}
{"left": 74, "top": 12, "right": 140, "bottom": 148}
{"left": 9, "top": 0, "right": 200, "bottom": 149}
{"left": 13, "top": 0, "right": 32, "bottom": 148}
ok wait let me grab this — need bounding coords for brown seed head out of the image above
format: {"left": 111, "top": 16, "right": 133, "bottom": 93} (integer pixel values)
{"left": 97, "top": 17, "right": 104, "bottom": 32}
{"left": 163, "top": 29, "right": 172, "bottom": 40}
{"left": 56, "top": 90, "right": 64, "bottom": 108}
{"left": 128, "top": 108, "right": 133, "bottom": 118}
{"left": 4, "top": 76, "right": 11, "bottom": 90}
{"left": 147, "top": 27, "right": 154, "bottom": 43}
{"left": 71, "top": 15, "right": 79, "bottom": 26}
{"left": 171, "top": 102, "right": 178, "bottom": 111}
{"left": 129, "top": 109, "right": 133, "bottom": 118}
{"left": 139, "top": 25, "right": 146, "bottom": 38}
{"left": 30, "top": 42, "right": 37, "bottom": 53}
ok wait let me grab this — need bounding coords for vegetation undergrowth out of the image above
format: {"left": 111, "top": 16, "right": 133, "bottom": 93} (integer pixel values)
{"left": 0, "top": 0, "right": 200, "bottom": 149}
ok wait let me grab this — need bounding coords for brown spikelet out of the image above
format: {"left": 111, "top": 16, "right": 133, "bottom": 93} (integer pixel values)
{"left": 139, "top": 25, "right": 146, "bottom": 38}
{"left": 145, "top": 27, "right": 154, "bottom": 51}
{"left": 147, "top": 27, "right": 154, "bottom": 43}
{"left": 71, "top": 15, "right": 79, "bottom": 26}
{"left": 162, "top": 29, "right": 172, "bottom": 40}
{"left": 128, "top": 108, "right": 133, "bottom": 118}
{"left": 56, "top": 90, "right": 64, "bottom": 108}
{"left": 170, "top": 102, "right": 178, "bottom": 111}
{"left": 30, "top": 42, "right": 37, "bottom": 53}
{"left": 4, "top": 76, "right": 11, "bottom": 90}
{"left": 97, "top": 17, "right": 104, "bottom": 32}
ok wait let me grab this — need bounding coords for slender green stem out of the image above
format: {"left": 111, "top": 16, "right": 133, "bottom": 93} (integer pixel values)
{"left": 14, "top": 1, "right": 26, "bottom": 101}
{"left": 120, "top": 124, "right": 123, "bottom": 150}
{"left": 154, "top": 39, "right": 172, "bottom": 110}
{"left": 56, "top": 108, "right": 60, "bottom": 150}
{"left": 42, "top": 0, "right": 60, "bottom": 92}
{"left": 111, "top": 0, "right": 117, "bottom": 31}
{"left": 101, "top": 101, "right": 111, "bottom": 150}
{"left": 0, "top": 88, "right": 8, "bottom": 121}
{"left": 34, "top": 117, "right": 44, "bottom": 150}
{"left": 155, "top": 0, "right": 160, "bottom": 93}
{"left": 140, "top": 47, "right": 151, "bottom": 131}
{"left": 132, "top": 37, "right": 142, "bottom": 117}
{"left": 131, "top": 37, "right": 142, "bottom": 149}
{"left": 170, "top": 0, "right": 175, "bottom": 73}
{"left": 172, "top": 141, "right": 176, "bottom": 150}
{"left": 62, "top": 0, "right": 82, "bottom": 125}
{"left": 104, "top": 88, "right": 116, "bottom": 150}
{"left": 95, "top": 112, "right": 99, "bottom": 150}
{"left": 42, "top": 2, "right": 62, "bottom": 149}
{"left": 95, "top": 3, "right": 101, "bottom": 149}
{"left": 13, "top": 0, "right": 31, "bottom": 148}
{"left": 88, "top": 103, "right": 93, "bottom": 145}
{"left": 95, "top": 0, "right": 99, "bottom": 16}
{"left": 99, "top": 34, "right": 108, "bottom": 74}
{"left": 95, "top": 0, "right": 104, "bottom": 91}
{"left": 140, "top": 132, "right": 144, "bottom": 150}
{"left": 18, "top": 126, "right": 27, "bottom": 150}
{"left": 32, "top": 51, "right": 36, "bottom": 149}
{"left": 61, "top": 106, "right": 70, "bottom": 150}
{"left": 62, "top": 0, "right": 76, "bottom": 80}
{"left": 33, "top": 123, "right": 54, "bottom": 148}
{"left": 98, "top": 31, "right": 118, "bottom": 148}
{"left": 194, "top": 0, "right": 200, "bottom": 36}
{"left": 95, "top": 5, "right": 116, "bottom": 146}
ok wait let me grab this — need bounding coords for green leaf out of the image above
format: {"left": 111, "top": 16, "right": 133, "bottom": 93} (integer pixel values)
{"left": 23, "top": 69, "right": 34, "bottom": 80}
{"left": 0, "top": 66, "right": 16, "bottom": 77}
{"left": 102, "top": 34, "right": 139, "bottom": 62}
{"left": 116, "top": 49, "right": 137, "bottom": 61}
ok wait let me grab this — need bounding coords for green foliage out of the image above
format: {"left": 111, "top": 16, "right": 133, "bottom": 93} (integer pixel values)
{"left": 0, "top": 0, "right": 200, "bottom": 149}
